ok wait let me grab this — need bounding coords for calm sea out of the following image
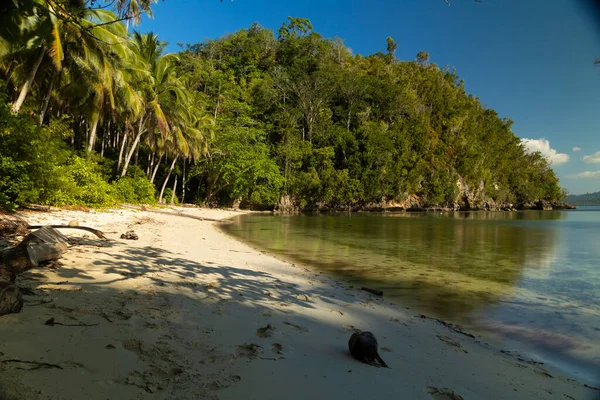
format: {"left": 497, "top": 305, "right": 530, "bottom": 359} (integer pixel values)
{"left": 220, "top": 207, "right": 600, "bottom": 384}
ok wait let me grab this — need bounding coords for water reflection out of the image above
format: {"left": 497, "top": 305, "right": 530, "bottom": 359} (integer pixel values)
{"left": 220, "top": 210, "right": 600, "bottom": 383}
{"left": 223, "top": 212, "right": 559, "bottom": 316}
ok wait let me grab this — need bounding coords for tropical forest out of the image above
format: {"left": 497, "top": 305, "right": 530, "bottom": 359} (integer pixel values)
{"left": 0, "top": 0, "right": 566, "bottom": 212}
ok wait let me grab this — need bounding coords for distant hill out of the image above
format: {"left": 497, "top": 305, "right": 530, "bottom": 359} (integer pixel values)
{"left": 566, "top": 191, "right": 600, "bottom": 206}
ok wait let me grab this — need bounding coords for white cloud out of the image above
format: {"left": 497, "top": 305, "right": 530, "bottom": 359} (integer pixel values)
{"left": 520, "top": 138, "right": 570, "bottom": 166}
{"left": 582, "top": 151, "right": 600, "bottom": 164}
{"left": 566, "top": 171, "right": 600, "bottom": 179}
{"left": 572, "top": 146, "right": 581, "bottom": 152}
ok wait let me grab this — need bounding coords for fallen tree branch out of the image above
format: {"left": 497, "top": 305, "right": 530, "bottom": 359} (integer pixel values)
{"left": 1, "top": 359, "right": 63, "bottom": 370}
{"left": 45, "top": 317, "right": 98, "bottom": 327}
{"left": 122, "top": 206, "right": 220, "bottom": 222}
{"left": 27, "top": 225, "right": 107, "bottom": 240}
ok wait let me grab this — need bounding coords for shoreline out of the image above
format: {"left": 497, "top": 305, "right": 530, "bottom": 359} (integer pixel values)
{"left": 0, "top": 206, "right": 597, "bottom": 399}
{"left": 218, "top": 212, "right": 600, "bottom": 388}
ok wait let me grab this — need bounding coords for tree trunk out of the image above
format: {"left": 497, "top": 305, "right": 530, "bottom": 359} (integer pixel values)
{"left": 146, "top": 152, "right": 153, "bottom": 177}
{"left": 181, "top": 158, "right": 187, "bottom": 204}
{"left": 117, "top": 132, "right": 128, "bottom": 171}
{"left": 87, "top": 114, "right": 100, "bottom": 152}
{"left": 120, "top": 117, "right": 144, "bottom": 177}
{"left": 213, "top": 80, "right": 221, "bottom": 120}
{"left": 207, "top": 182, "right": 228, "bottom": 204}
{"left": 4, "top": 60, "right": 16, "bottom": 88}
{"left": 347, "top": 108, "right": 352, "bottom": 131}
{"left": 150, "top": 154, "right": 163, "bottom": 184}
{"left": 134, "top": 144, "right": 140, "bottom": 166}
{"left": 205, "top": 173, "right": 218, "bottom": 204}
{"left": 11, "top": 44, "right": 46, "bottom": 114}
{"left": 39, "top": 68, "right": 58, "bottom": 126}
{"left": 101, "top": 121, "right": 108, "bottom": 158}
{"left": 170, "top": 175, "right": 178, "bottom": 204}
{"left": 159, "top": 155, "right": 178, "bottom": 203}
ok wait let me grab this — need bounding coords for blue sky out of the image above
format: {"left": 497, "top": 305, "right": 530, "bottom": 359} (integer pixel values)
{"left": 140, "top": 0, "right": 600, "bottom": 195}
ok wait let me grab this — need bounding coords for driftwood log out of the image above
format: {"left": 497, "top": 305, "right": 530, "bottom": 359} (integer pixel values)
{"left": 1, "top": 224, "right": 106, "bottom": 317}
{"left": 0, "top": 226, "right": 69, "bottom": 277}
{"left": 26, "top": 225, "right": 107, "bottom": 240}
{"left": 121, "top": 205, "right": 220, "bottom": 222}
{"left": 0, "top": 227, "right": 69, "bottom": 316}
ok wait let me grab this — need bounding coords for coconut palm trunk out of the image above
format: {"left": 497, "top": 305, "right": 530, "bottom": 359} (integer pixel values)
{"left": 170, "top": 175, "right": 178, "bottom": 204}
{"left": 181, "top": 158, "right": 186, "bottom": 204}
{"left": 147, "top": 152, "right": 153, "bottom": 176}
{"left": 158, "top": 154, "right": 178, "bottom": 203}
{"left": 150, "top": 154, "right": 163, "bottom": 184}
{"left": 117, "top": 132, "right": 128, "bottom": 171}
{"left": 101, "top": 121, "right": 110, "bottom": 158}
{"left": 87, "top": 114, "right": 100, "bottom": 152}
{"left": 11, "top": 45, "right": 46, "bottom": 113}
{"left": 39, "top": 69, "right": 58, "bottom": 126}
{"left": 121, "top": 117, "right": 145, "bottom": 176}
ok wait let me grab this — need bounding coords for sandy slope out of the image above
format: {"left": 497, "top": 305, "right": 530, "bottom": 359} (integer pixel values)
{"left": 0, "top": 207, "right": 597, "bottom": 400}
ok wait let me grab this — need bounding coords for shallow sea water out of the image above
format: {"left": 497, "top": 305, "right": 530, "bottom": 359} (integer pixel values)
{"left": 220, "top": 207, "right": 600, "bottom": 384}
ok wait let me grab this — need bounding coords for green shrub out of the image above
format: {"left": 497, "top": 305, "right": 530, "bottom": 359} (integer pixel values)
{"left": 113, "top": 168, "right": 156, "bottom": 204}
{"left": 45, "top": 156, "right": 118, "bottom": 207}
{"left": 162, "top": 188, "right": 180, "bottom": 205}
{"left": 0, "top": 101, "right": 71, "bottom": 209}
{"left": 0, "top": 192, "right": 16, "bottom": 213}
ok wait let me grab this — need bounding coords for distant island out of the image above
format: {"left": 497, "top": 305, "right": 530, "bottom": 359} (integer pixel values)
{"left": 566, "top": 191, "right": 600, "bottom": 206}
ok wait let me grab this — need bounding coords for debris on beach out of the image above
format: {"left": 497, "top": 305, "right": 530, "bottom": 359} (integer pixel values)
{"left": 256, "top": 324, "right": 275, "bottom": 338}
{"left": 0, "top": 226, "right": 69, "bottom": 316}
{"left": 1, "top": 226, "right": 68, "bottom": 273}
{"left": 427, "top": 386, "right": 465, "bottom": 400}
{"left": 0, "top": 281, "right": 23, "bottom": 315}
{"left": 0, "top": 224, "right": 106, "bottom": 316}
{"left": 120, "top": 230, "right": 139, "bottom": 240}
{"left": 361, "top": 287, "right": 383, "bottom": 296}
{"left": 295, "top": 293, "right": 311, "bottom": 301}
{"left": 348, "top": 331, "right": 389, "bottom": 368}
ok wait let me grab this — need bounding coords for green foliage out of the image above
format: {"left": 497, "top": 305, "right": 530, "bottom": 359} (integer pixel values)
{"left": 0, "top": 99, "right": 70, "bottom": 208}
{"left": 0, "top": 94, "right": 153, "bottom": 210}
{"left": 192, "top": 123, "right": 284, "bottom": 208}
{"left": 45, "top": 156, "right": 118, "bottom": 207}
{"left": 177, "top": 22, "right": 565, "bottom": 210}
{"left": 113, "top": 165, "right": 156, "bottom": 204}
{"left": 162, "top": 188, "right": 179, "bottom": 205}
{"left": 0, "top": 10, "right": 567, "bottom": 211}
{"left": 0, "top": 192, "right": 16, "bottom": 213}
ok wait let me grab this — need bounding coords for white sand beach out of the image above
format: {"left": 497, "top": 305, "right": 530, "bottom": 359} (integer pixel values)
{"left": 0, "top": 207, "right": 597, "bottom": 400}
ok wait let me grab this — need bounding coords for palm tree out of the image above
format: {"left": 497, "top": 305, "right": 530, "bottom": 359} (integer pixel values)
{"left": 120, "top": 32, "right": 187, "bottom": 177}
{"left": 158, "top": 105, "right": 214, "bottom": 203}
{"left": 3, "top": 1, "right": 133, "bottom": 121}
{"left": 115, "top": 0, "right": 156, "bottom": 28}
{"left": 4, "top": 0, "right": 65, "bottom": 114}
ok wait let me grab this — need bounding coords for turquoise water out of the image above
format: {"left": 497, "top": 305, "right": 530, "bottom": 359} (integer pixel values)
{"left": 220, "top": 208, "right": 600, "bottom": 384}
